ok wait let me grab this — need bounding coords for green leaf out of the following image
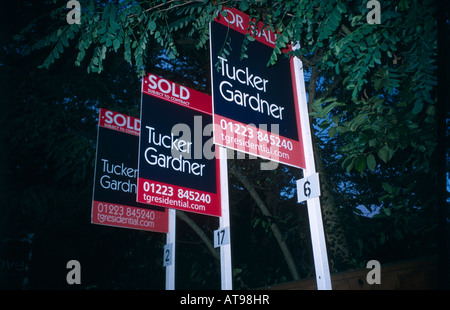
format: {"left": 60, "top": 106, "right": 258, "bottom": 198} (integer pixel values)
{"left": 336, "top": 126, "right": 348, "bottom": 133}
{"left": 378, "top": 147, "right": 389, "bottom": 163}
{"left": 382, "top": 182, "right": 393, "bottom": 193}
{"left": 61, "top": 36, "right": 69, "bottom": 47}
{"left": 253, "top": 218, "right": 260, "bottom": 228}
{"left": 336, "top": 2, "right": 347, "bottom": 13}
{"left": 148, "top": 20, "right": 157, "bottom": 32}
{"left": 240, "top": 0, "right": 249, "bottom": 11}
{"left": 110, "top": 7, "right": 120, "bottom": 31}
{"left": 352, "top": 112, "right": 368, "bottom": 127}
{"left": 342, "top": 155, "right": 355, "bottom": 173}
{"left": 332, "top": 116, "right": 340, "bottom": 125}
{"left": 374, "top": 78, "right": 383, "bottom": 91}
{"left": 367, "top": 154, "right": 376, "bottom": 171}
{"left": 355, "top": 155, "right": 367, "bottom": 172}
{"left": 412, "top": 100, "right": 423, "bottom": 114}
{"left": 380, "top": 232, "right": 386, "bottom": 244}
{"left": 113, "top": 38, "right": 120, "bottom": 50}
{"left": 322, "top": 100, "right": 344, "bottom": 117}
{"left": 328, "top": 126, "right": 337, "bottom": 138}
{"left": 329, "top": 13, "right": 339, "bottom": 29}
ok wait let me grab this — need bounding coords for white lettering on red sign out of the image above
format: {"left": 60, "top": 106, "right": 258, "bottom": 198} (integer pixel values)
{"left": 104, "top": 110, "right": 140, "bottom": 133}
{"left": 147, "top": 74, "right": 190, "bottom": 100}
{"left": 100, "top": 109, "right": 140, "bottom": 136}
{"left": 217, "top": 8, "right": 277, "bottom": 47}
{"left": 222, "top": 9, "right": 245, "bottom": 31}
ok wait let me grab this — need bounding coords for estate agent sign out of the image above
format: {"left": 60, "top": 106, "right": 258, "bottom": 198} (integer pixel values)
{"left": 92, "top": 108, "right": 169, "bottom": 233}
{"left": 210, "top": 7, "right": 306, "bottom": 169}
{"left": 137, "top": 73, "right": 222, "bottom": 217}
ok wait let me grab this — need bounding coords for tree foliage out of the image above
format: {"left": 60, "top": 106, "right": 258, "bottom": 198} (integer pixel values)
{"left": 17, "top": 0, "right": 438, "bottom": 170}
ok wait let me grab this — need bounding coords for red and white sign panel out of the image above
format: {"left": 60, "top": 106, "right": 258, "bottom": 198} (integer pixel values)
{"left": 92, "top": 109, "right": 169, "bottom": 233}
{"left": 210, "top": 7, "right": 306, "bottom": 169}
{"left": 213, "top": 7, "right": 279, "bottom": 48}
{"left": 137, "top": 73, "right": 221, "bottom": 217}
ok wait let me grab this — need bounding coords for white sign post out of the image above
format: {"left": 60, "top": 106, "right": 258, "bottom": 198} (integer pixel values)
{"left": 218, "top": 146, "right": 233, "bottom": 290}
{"left": 293, "top": 45, "right": 332, "bottom": 290}
{"left": 165, "top": 208, "right": 176, "bottom": 290}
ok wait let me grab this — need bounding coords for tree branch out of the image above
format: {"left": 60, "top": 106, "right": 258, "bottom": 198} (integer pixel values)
{"left": 230, "top": 165, "right": 300, "bottom": 281}
{"left": 308, "top": 66, "right": 319, "bottom": 106}
{"left": 176, "top": 211, "right": 220, "bottom": 261}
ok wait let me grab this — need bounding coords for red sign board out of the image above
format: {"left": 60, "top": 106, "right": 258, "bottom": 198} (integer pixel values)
{"left": 211, "top": 7, "right": 306, "bottom": 169}
{"left": 214, "top": 7, "right": 279, "bottom": 48}
{"left": 137, "top": 74, "right": 221, "bottom": 217}
{"left": 92, "top": 108, "right": 169, "bottom": 233}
